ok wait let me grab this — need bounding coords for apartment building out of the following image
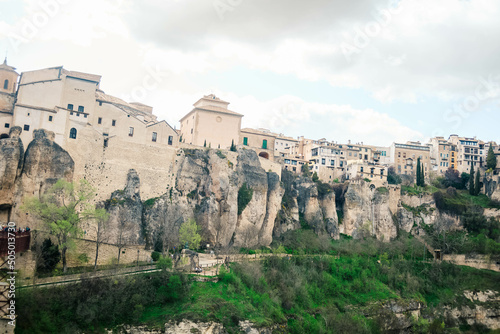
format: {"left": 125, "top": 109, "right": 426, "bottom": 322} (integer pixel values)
{"left": 448, "top": 135, "right": 484, "bottom": 173}
{"left": 389, "top": 141, "right": 431, "bottom": 177}
{"left": 428, "top": 136, "right": 457, "bottom": 174}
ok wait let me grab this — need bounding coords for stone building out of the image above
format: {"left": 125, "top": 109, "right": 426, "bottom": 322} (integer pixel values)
{"left": 179, "top": 94, "right": 243, "bottom": 149}
{"left": 1, "top": 63, "right": 178, "bottom": 151}
{"left": 389, "top": 141, "right": 431, "bottom": 177}
{"left": 239, "top": 128, "right": 276, "bottom": 160}
{"left": 345, "top": 161, "right": 388, "bottom": 187}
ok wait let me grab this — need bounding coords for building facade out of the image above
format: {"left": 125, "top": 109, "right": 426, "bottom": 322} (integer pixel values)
{"left": 179, "top": 95, "right": 242, "bottom": 149}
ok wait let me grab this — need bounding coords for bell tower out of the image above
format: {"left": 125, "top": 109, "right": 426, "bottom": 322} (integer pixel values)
{"left": 0, "top": 58, "right": 19, "bottom": 94}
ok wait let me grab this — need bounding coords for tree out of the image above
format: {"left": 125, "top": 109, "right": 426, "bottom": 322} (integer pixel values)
{"left": 179, "top": 219, "right": 201, "bottom": 250}
{"left": 203, "top": 140, "right": 206, "bottom": 147}
{"left": 312, "top": 172, "right": 319, "bottom": 182}
{"left": 469, "top": 165, "right": 475, "bottom": 196}
{"left": 487, "top": 145, "right": 497, "bottom": 170}
{"left": 387, "top": 166, "right": 402, "bottom": 185}
{"left": 92, "top": 208, "right": 110, "bottom": 270}
{"left": 474, "top": 169, "right": 481, "bottom": 196}
{"left": 301, "top": 163, "right": 312, "bottom": 177}
{"left": 443, "top": 167, "right": 461, "bottom": 188}
{"left": 416, "top": 158, "right": 421, "bottom": 186}
{"left": 23, "top": 179, "right": 97, "bottom": 272}
{"left": 37, "top": 238, "right": 61, "bottom": 274}
{"left": 230, "top": 139, "right": 237, "bottom": 152}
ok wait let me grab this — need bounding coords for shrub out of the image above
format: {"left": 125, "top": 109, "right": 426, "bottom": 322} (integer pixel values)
{"left": 37, "top": 238, "right": 61, "bottom": 274}
{"left": 151, "top": 251, "right": 161, "bottom": 262}
{"left": 238, "top": 183, "right": 253, "bottom": 215}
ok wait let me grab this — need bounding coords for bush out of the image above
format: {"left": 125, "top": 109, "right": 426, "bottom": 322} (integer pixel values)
{"left": 37, "top": 238, "right": 61, "bottom": 274}
{"left": 151, "top": 251, "right": 161, "bottom": 262}
{"left": 238, "top": 183, "right": 253, "bottom": 215}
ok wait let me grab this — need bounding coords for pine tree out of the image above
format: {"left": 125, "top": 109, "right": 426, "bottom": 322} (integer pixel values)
{"left": 230, "top": 139, "right": 237, "bottom": 152}
{"left": 420, "top": 165, "right": 425, "bottom": 187}
{"left": 416, "top": 158, "right": 421, "bottom": 186}
{"left": 487, "top": 145, "right": 497, "bottom": 170}
{"left": 474, "top": 169, "right": 481, "bottom": 195}
{"left": 469, "top": 165, "right": 475, "bottom": 195}
{"left": 203, "top": 140, "right": 206, "bottom": 147}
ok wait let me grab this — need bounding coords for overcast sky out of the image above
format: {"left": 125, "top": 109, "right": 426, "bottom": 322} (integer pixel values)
{"left": 1, "top": 0, "right": 499, "bottom": 146}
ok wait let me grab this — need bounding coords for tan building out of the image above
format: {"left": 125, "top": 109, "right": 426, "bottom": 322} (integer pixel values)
{"left": 389, "top": 141, "right": 431, "bottom": 177}
{"left": 2, "top": 64, "right": 178, "bottom": 151}
{"left": 283, "top": 156, "right": 308, "bottom": 174}
{"left": 428, "top": 137, "right": 456, "bottom": 174}
{"left": 274, "top": 134, "right": 298, "bottom": 158}
{"left": 345, "top": 161, "right": 388, "bottom": 187}
{"left": 239, "top": 128, "right": 276, "bottom": 160}
{"left": 179, "top": 95, "right": 242, "bottom": 149}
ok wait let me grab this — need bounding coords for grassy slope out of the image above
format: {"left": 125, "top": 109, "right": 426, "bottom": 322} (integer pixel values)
{"left": 16, "top": 236, "right": 500, "bottom": 334}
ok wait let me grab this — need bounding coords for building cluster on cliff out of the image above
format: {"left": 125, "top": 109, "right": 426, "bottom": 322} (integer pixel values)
{"left": 1, "top": 60, "right": 498, "bottom": 189}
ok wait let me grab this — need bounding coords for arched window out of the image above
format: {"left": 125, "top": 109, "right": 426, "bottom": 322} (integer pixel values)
{"left": 3, "top": 80, "right": 8, "bottom": 90}
{"left": 69, "top": 128, "right": 77, "bottom": 139}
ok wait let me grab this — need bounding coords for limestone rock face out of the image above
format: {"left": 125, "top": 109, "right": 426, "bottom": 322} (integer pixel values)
{"left": 293, "top": 176, "right": 339, "bottom": 237}
{"left": 342, "top": 181, "right": 396, "bottom": 240}
{"left": 143, "top": 148, "right": 283, "bottom": 249}
{"left": 0, "top": 127, "right": 24, "bottom": 204}
{"left": 21, "top": 129, "right": 74, "bottom": 194}
{"left": 484, "top": 174, "right": 500, "bottom": 201}
{"left": 4, "top": 129, "right": 75, "bottom": 227}
{"left": 105, "top": 169, "right": 144, "bottom": 245}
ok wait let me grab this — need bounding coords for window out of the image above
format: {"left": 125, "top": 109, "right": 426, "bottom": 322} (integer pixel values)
{"left": 4, "top": 123, "right": 9, "bottom": 128}
{"left": 262, "top": 139, "right": 267, "bottom": 149}
{"left": 84, "top": 114, "right": 87, "bottom": 118}
{"left": 70, "top": 112, "right": 73, "bottom": 115}
{"left": 48, "top": 116, "right": 53, "bottom": 122}
{"left": 129, "top": 127, "right": 134, "bottom": 137}
{"left": 168, "top": 136, "right": 173, "bottom": 145}
{"left": 23, "top": 124, "right": 29, "bottom": 131}
{"left": 360, "top": 167, "right": 364, "bottom": 172}
{"left": 78, "top": 106, "right": 84, "bottom": 112}
{"left": 69, "top": 128, "right": 77, "bottom": 139}
{"left": 152, "top": 132, "right": 157, "bottom": 142}
{"left": 3, "top": 79, "right": 8, "bottom": 90}
{"left": 243, "top": 137, "right": 248, "bottom": 146}
{"left": 322, "top": 158, "right": 325, "bottom": 165}
{"left": 98, "top": 117, "right": 102, "bottom": 124}
{"left": 67, "top": 104, "right": 73, "bottom": 110}
{"left": 112, "top": 120, "right": 116, "bottom": 126}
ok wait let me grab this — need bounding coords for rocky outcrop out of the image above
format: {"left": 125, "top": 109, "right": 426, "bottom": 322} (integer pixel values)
{"left": 107, "top": 320, "right": 274, "bottom": 334}
{"left": 443, "top": 290, "right": 500, "bottom": 330}
{"left": 21, "top": 129, "right": 74, "bottom": 194}
{"left": 293, "top": 177, "right": 339, "bottom": 237}
{"left": 143, "top": 148, "right": 283, "bottom": 249}
{"left": 105, "top": 169, "right": 144, "bottom": 245}
{"left": 342, "top": 181, "right": 396, "bottom": 240}
{"left": 0, "top": 127, "right": 24, "bottom": 204}
{"left": 484, "top": 174, "right": 500, "bottom": 200}
{"left": 0, "top": 128, "right": 75, "bottom": 227}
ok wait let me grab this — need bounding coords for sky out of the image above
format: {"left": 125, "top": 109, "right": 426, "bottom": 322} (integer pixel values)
{"left": 0, "top": 0, "right": 499, "bottom": 147}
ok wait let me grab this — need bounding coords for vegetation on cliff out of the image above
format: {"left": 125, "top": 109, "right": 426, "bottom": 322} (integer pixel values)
{"left": 17, "top": 233, "right": 500, "bottom": 334}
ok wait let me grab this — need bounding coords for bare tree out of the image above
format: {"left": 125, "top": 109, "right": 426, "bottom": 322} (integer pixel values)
{"left": 91, "top": 209, "right": 110, "bottom": 270}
